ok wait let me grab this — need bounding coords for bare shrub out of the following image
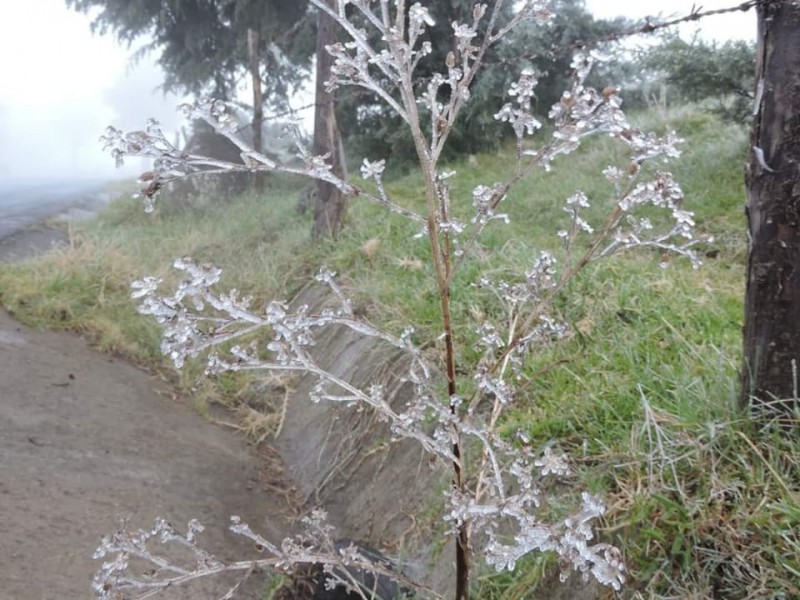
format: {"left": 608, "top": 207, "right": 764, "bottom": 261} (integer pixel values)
{"left": 95, "top": 1, "right": 708, "bottom": 598}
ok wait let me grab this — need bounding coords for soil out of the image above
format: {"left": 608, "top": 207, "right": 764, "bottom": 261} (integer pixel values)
{"left": 0, "top": 227, "right": 296, "bottom": 599}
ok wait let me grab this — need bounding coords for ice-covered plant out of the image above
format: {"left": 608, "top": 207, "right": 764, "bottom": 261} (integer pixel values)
{"left": 96, "top": 1, "right": 708, "bottom": 599}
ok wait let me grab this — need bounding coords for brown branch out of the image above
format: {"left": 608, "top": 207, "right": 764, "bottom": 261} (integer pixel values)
{"left": 247, "top": 28, "right": 264, "bottom": 154}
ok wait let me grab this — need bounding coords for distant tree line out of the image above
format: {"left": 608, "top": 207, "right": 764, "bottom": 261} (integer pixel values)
{"left": 639, "top": 35, "right": 756, "bottom": 123}
{"left": 66, "top": 0, "right": 314, "bottom": 107}
{"left": 66, "top": 0, "right": 755, "bottom": 169}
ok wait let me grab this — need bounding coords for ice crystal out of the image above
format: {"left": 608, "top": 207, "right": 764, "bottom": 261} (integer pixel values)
{"left": 94, "top": 2, "right": 720, "bottom": 597}
{"left": 534, "top": 446, "right": 571, "bottom": 477}
{"left": 409, "top": 3, "right": 435, "bottom": 28}
{"left": 495, "top": 69, "right": 543, "bottom": 139}
{"left": 360, "top": 158, "right": 386, "bottom": 180}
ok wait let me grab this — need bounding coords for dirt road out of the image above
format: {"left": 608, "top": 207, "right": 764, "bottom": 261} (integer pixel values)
{"left": 0, "top": 230, "right": 293, "bottom": 599}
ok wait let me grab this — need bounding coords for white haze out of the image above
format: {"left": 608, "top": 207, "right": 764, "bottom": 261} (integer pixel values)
{"left": 0, "top": 0, "right": 183, "bottom": 183}
{"left": 0, "top": 0, "right": 754, "bottom": 183}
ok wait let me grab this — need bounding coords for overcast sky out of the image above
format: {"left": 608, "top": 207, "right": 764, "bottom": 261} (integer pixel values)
{"left": 0, "top": 0, "right": 756, "bottom": 183}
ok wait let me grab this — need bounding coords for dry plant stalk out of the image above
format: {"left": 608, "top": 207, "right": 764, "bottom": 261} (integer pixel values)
{"left": 95, "top": 1, "right": 710, "bottom": 598}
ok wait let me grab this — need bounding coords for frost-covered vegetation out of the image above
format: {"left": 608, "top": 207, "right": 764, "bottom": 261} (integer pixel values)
{"left": 1, "top": 1, "right": 797, "bottom": 599}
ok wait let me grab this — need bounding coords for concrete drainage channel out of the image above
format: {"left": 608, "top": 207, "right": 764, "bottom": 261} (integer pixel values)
{"left": 0, "top": 216, "right": 443, "bottom": 599}
{"left": 267, "top": 282, "right": 451, "bottom": 597}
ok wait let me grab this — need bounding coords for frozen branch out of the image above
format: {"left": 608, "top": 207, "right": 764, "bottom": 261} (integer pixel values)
{"left": 96, "top": 2, "right": 718, "bottom": 598}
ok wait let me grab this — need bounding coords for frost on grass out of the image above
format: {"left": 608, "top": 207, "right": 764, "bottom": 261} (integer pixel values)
{"left": 97, "top": 1, "right": 714, "bottom": 598}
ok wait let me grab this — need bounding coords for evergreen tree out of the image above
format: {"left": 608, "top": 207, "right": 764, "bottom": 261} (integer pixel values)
{"left": 65, "top": 0, "right": 313, "bottom": 107}
{"left": 337, "top": 0, "right": 628, "bottom": 169}
{"left": 642, "top": 35, "right": 755, "bottom": 122}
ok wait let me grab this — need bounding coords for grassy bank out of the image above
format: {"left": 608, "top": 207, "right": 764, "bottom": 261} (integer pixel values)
{"left": 2, "top": 107, "right": 797, "bottom": 598}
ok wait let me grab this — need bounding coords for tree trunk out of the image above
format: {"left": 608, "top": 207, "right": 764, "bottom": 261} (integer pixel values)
{"left": 247, "top": 28, "right": 263, "bottom": 155}
{"left": 312, "top": 0, "right": 348, "bottom": 239}
{"left": 740, "top": 0, "right": 800, "bottom": 425}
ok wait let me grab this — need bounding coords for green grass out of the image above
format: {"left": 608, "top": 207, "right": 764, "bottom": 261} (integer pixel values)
{"left": 2, "top": 106, "right": 797, "bottom": 598}
{"left": 0, "top": 175, "right": 313, "bottom": 361}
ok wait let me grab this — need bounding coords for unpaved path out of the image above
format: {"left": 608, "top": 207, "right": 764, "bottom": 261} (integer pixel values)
{"left": 0, "top": 231, "right": 294, "bottom": 599}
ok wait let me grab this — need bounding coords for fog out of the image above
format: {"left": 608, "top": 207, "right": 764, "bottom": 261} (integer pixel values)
{"left": 0, "top": 0, "right": 183, "bottom": 183}
{"left": 0, "top": 0, "right": 754, "bottom": 185}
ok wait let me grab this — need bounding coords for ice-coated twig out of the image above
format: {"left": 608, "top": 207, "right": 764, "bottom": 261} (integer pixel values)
{"left": 129, "top": 259, "right": 626, "bottom": 592}
{"left": 93, "top": 511, "right": 427, "bottom": 600}
{"left": 95, "top": 1, "right": 718, "bottom": 597}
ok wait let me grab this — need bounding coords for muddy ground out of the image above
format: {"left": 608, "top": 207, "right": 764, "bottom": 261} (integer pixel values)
{"left": 0, "top": 227, "right": 297, "bottom": 599}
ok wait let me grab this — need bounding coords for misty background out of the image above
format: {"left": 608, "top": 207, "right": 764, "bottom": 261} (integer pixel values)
{"left": 0, "top": 0, "right": 754, "bottom": 186}
{"left": 0, "top": 0, "right": 184, "bottom": 183}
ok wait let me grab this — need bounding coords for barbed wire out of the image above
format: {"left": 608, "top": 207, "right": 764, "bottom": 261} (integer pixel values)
{"left": 490, "top": 0, "right": 766, "bottom": 66}
{"left": 568, "top": 1, "right": 761, "bottom": 49}
{"left": 197, "top": 0, "right": 769, "bottom": 135}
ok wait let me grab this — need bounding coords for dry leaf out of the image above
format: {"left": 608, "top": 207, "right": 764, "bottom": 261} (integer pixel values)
{"left": 396, "top": 256, "right": 423, "bottom": 270}
{"left": 362, "top": 237, "right": 381, "bottom": 260}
